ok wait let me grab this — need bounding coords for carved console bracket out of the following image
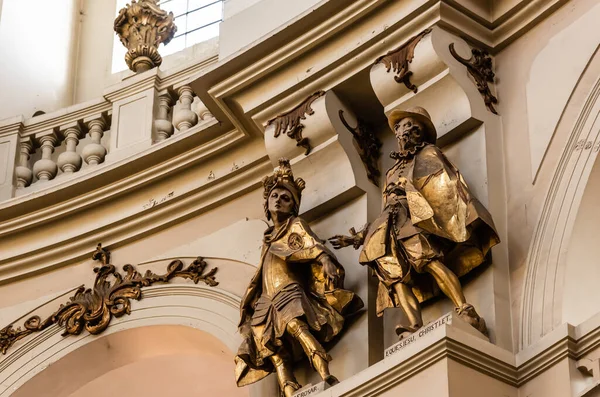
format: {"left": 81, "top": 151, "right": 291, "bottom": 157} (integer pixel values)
{"left": 0, "top": 244, "right": 218, "bottom": 355}
{"left": 449, "top": 43, "right": 499, "bottom": 115}
{"left": 339, "top": 110, "right": 382, "bottom": 186}
{"left": 267, "top": 91, "right": 326, "bottom": 155}
{"left": 114, "top": 0, "right": 177, "bottom": 73}
{"left": 374, "top": 29, "right": 431, "bottom": 93}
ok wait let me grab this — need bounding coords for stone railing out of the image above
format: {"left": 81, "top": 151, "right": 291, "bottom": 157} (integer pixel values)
{"left": 0, "top": 77, "right": 215, "bottom": 201}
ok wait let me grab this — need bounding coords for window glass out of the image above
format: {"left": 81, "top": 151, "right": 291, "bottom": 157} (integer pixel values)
{"left": 187, "top": 3, "right": 221, "bottom": 32}
{"left": 186, "top": 23, "right": 220, "bottom": 46}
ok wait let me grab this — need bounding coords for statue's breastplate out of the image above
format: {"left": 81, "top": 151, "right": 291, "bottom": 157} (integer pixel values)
{"left": 261, "top": 251, "right": 301, "bottom": 298}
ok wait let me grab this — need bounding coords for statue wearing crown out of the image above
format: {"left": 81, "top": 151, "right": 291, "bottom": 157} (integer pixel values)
{"left": 330, "top": 107, "right": 499, "bottom": 338}
{"left": 234, "top": 159, "right": 363, "bottom": 397}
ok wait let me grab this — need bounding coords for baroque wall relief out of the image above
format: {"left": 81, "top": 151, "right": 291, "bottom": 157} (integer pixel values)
{"left": 0, "top": 251, "right": 276, "bottom": 397}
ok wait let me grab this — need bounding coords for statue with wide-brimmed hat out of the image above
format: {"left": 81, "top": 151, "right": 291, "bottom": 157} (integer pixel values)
{"left": 330, "top": 106, "right": 499, "bottom": 338}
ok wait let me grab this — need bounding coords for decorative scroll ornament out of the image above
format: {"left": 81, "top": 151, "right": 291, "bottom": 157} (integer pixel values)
{"left": 339, "top": 110, "right": 382, "bottom": 186}
{"left": 0, "top": 244, "right": 218, "bottom": 355}
{"left": 449, "top": 43, "right": 499, "bottom": 115}
{"left": 267, "top": 91, "right": 326, "bottom": 155}
{"left": 374, "top": 29, "right": 431, "bottom": 93}
{"left": 114, "top": 0, "right": 177, "bottom": 73}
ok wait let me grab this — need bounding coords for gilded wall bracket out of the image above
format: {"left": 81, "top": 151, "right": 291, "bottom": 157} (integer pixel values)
{"left": 0, "top": 244, "right": 218, "bottom": 355}
{"left": 374, "top": 29, "right": 431, "bottom": 93}
{"left": 339, "top": 110, "right": 382, "bottom": 186}
{"left": 267, "top": 91, "right": 326, "bottom": 155}
{"left": 449, "top": 43, "right": 499, "bottom": 115}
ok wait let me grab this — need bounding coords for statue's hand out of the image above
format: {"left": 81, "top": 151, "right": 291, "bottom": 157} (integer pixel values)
{"left": 321, "top": 255, "right": 340, "bottom": 283}
{"left": 328, "top": 234, "right": 356, "bottom": 249}
{"left": 328, "top": 226, "right": 365, "bottom": 250}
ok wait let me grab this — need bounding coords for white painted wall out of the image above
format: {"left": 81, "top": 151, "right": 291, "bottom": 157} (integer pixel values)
{"left": 219, "top": 0, "right": 323, "bottom": 59}
{"left": 0, "top": 0, "right": 80, "bottom": 120}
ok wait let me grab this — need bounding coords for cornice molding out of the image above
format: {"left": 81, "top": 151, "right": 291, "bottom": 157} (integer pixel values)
{"left": 338, "top": 316, "right": 600, "bottom": 396}
{"left": 0, "top": 155, "right": 270, "bottom": 284}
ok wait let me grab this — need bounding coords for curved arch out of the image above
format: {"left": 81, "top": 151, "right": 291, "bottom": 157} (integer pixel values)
{"left": 520, "top": 48, "right": 600, "bottom": 348}
{"left": 0, "top": 284, "right": 243, "bottom": 396}
{"left": 12, "top": 325, "right": 247, "bottom": 397}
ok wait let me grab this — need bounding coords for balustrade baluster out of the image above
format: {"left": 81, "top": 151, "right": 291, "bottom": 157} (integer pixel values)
{"left": 155, "top": 94, "right": 174, "bottom": 141}
{"left": 57, "top": 123, "right": 83, "bottom": 174}
{"left": 173, "top": 86, "right": 198, "bottom": 132}
{"left": 32, "top": 133, "right": 58, "bottom": 182}
{"left": 83, "top": 116, "right": 108, "bottom": 165}
{"left": 15, "top": 137, "right": 33, "bottom": 188}
{"left": 196, "top": 99, "right": 215, "bottom": 122}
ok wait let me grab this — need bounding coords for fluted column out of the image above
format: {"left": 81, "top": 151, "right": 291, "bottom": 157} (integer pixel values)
{"left": 15, "top": 137, "right": 33, "bottom": 188}
{"left": 173, "top": 86, "right": 198, "bottom": 132}
{"left": 83, "top": 116, "right": 108, "bottom": 165}
{"left": 155, "top": 94, "right": 174, "bottom": 141}
{"left": 32, "top": 133, "right": 58, "bottom": 182}
{"left": 57, "top": 123, "right": 83, "bottom": 174}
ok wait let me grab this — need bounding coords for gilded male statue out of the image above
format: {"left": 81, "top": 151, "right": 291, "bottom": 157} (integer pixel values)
{"left": 329, "top": 107, "right": 499, "bottom": 337}
{"left": 235, "top": 159, "right": 363, "bottom": 397}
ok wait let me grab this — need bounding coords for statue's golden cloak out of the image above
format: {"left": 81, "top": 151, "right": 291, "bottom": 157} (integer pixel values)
{"left": 235, "top": 217, "right": 362, "bottom": 387}
{"left": 359, "top": 144, "right": 500, "bottom": 313}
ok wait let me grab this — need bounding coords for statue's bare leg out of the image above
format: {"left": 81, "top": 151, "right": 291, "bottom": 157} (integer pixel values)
{"left": 270, "top": 353, "right": 300, "bottom": 397}
{"left": 423, "top": 260, "right": 466, "bottom": 307}
{"left": 392, "top": 282, "right": 423, "bottom": 336}
{"left": 287, "top": 318, "right": 339, "bottom": 386}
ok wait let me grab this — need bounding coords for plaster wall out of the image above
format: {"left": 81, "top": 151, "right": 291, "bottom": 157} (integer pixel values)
{"left": 0, "top": 0, "right": 80, "bottom": 120}
{"left": 11, "top": 325, "right": 246, "bottom": 397}
{"left": 494, "top": 0, "right": 600, "bottom": 347}
{"left": 74, "top": 0, "right": 117, "bottom": 104}
{"left": 563, "top": 154, "right": 600, "bottom": 327}
{"left": 218, "top": 0, "right": 323, "bottom": 59}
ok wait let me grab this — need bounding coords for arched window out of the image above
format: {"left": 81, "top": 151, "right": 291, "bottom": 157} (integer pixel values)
{"left": 112, "top": 0, "right": 223, "bottom": 73}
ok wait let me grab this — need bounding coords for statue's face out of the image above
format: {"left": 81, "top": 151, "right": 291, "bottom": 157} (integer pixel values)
{"left": 268, "top": 187, "right": 295, "bottom": 221}
{"left": 394, "top": 116, "right": 425, "bottom": 150}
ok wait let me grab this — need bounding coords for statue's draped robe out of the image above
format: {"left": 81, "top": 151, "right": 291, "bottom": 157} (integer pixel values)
{"left": 235, "top": 217, "right": 362, "bottom": 387}
{"left": 359, "top": 144, "right": 500, "bottom": 316}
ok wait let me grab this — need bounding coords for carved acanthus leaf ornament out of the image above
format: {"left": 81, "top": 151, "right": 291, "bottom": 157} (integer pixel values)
{"left": 114, "top": 0, "right": 177, "bottom": 73}
{"left": 267, "top": 91, "right": 326, "bottom": 155}
{"left": 449, "top": 43, "right": 499, "bottom": 114}
{"left": 0, "top": 244, "right": 218, "bottom": 355}
{"left": 375, "top": 29, "right": 431, "bottom": 93}
{"left": 339, "top": 110, "right": 382, "bottom": 186}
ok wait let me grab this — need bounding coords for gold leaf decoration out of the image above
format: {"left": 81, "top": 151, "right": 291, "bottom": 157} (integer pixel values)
{"left": 267, "top": 91, "right": 326, "bottom": 155}
{"left": 0, "top": 244, "right": 218, "bottom": 355}
{"left": 374, "top": 29, "right": 432, "bottom": 92}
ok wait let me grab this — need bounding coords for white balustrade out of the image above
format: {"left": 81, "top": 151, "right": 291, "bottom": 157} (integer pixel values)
{"left": 57, "top": 123, "right": 83, "bottom": 174}
{"left": 32, "top": 133, "right": 58, "bottom": 182}
{"left": 155, "top": 93, "right": 174, "bottom": 141}
{"left": 172, "top": 86, "right": 198, "bottom": 132}
{"left": 15, "top": 137, "right": 33, "bottom": 189}
{"left": 83, "top": 116, "right": 108, "bottom": 165}
{"left": 195, "top": 98, "right": 215, "bottom": 122}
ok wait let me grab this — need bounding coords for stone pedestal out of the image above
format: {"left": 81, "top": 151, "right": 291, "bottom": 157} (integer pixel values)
{"left": 104, "top": 69, "right": 160, "bottom": 162}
